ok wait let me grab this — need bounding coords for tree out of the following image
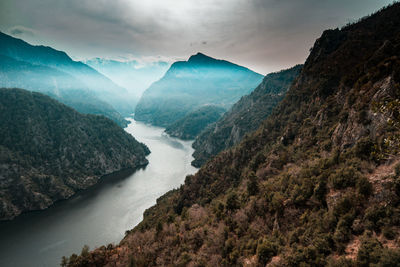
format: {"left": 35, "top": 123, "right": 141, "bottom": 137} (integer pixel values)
{"left": 247, "top": 172, "right": 259, "bottom": 196}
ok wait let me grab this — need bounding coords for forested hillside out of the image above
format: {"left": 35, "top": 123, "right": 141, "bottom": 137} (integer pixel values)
{"left": 135, "top": 53, "right": 263, "bottom": 127}
{"left": 165, "top": 105, "right": 226, "bottom": 140}
{"left": 66, "top": 3, "right": 400, "bottom": 266}
{"left": 0, "top": 88, "right": 149, "bottom": 220}
{"left": 192, "top": 65, "right": 302, "bottom": 167}
{"left": 0, "top": 32, "right": 132, "bottom": 126}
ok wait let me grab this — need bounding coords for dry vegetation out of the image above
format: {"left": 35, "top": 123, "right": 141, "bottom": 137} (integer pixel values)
{"left": 65, "top": 3, "right": 400, "bottom": 266}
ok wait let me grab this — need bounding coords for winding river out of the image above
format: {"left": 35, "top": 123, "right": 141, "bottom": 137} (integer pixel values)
{"left": 0, "top": 118, "right": 198, "bottom": 267}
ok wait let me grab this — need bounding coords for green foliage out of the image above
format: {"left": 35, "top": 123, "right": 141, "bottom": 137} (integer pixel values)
{"left": 329, "top": 167, "right": 358, "bottom": 189}
{"left": 257, "top": 239, "right": 278, "bottom": 265}
{"left": 165, "top": 105, "right": 226, "bottom": 140}
{"left": 226, "top": 192, "right": 239, "bottom": 211}
{"left": 192, "top": 65, "right": 302, "bottom": 167}
{"left": 356, "top": 176, "right": 373, "bottom": 197}
{"left": 0, "top": 88, "right": 149, "bottom": 220}
{"left": 135, "top": 53, "right": 263, "bottom": 127}
{"left": 246, "top": 172, "right": 259, "bottom": 196}
{"left": 63, "top": 4, "right": 400, "bottom": 266}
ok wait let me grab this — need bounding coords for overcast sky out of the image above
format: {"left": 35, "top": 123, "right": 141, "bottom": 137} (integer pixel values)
{"left": 0, "top": 0, "right": 394, "bottom": 74}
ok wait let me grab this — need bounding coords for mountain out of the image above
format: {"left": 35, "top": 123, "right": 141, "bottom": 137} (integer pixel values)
{"left": 192, "top": 65, "right": 302, "bottom": 167}
{"left": 134, "top": 53, "right": 263, "bottom": 127}
{"left": 65, "top": 3, "right": 400, "bottom": 266}
{"left": 0, "top": 32, "right": 133, "bottom": 125}
{"left": 0, "top": 88, "right": 149, "bottom": 220}
{"left": 85, "top": 58, "right": 170, "bottom": 107}
{"left": 0, "top": 54, "right": 128, "bottom": 127}
{"left": 165, "top": 105, "right": 226, "bottom": 140}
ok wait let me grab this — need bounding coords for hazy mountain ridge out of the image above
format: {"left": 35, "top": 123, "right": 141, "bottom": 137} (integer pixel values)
{"left": 66, "top": 3, "right": 400, "bottom": 266}
{"left": 164, "top": 105, "right": 226, "bottom": 140}
{"left": 0, "top": 32, "right": 133, "bottom": 126}
{"left": 134, "top": 53, "right": 264, "bottom": 127}
{"left": 85, "top": 58, "right": 170, "bottom": 107}
{"left": 0, "top": 54, "right": 128, "bottom": 127}
{"left": 192, "top": 64, "right": 302, "bottom": 167}
{"left": 0, "top": 88, "right": 149, "bottom": 221}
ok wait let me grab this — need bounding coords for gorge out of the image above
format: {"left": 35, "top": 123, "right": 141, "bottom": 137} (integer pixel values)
{"left": 0, "top": 119, "right": 197, "bottom": 267}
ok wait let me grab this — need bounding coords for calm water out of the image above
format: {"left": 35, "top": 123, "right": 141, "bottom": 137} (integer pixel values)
{"left": 0, "top": 119, "right": 197, "bottom": 267}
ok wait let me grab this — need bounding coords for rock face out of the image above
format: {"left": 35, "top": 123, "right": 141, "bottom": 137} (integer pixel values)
{"left": 67, "top": 3, "right": 400, "bottom": 267}
{"left": 134, "top": 53, "right": 263, "bottom": 127}
{"left": 164, "top": 105, "right": 226, "bottom": 140}
{"left": 0, "top": 88, "right": 149, "bottom": 220}
{"left": 0, "top": 32, "right": 133, "bottom": 127}
{"left": 192, "top": 65, "right": 302, "bottom": 167}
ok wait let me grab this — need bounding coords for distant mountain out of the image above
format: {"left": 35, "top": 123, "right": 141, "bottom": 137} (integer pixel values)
{"left": 85, "top": 58, "right": 169, "bottom": 106}
{"left": 0, "top": 32, "right": 134, "bottom": 125}
{"left": 0, "top": 54, "right": 128, "bottom": 127}
{"left": 192, "top": 65, "right": 302, "bottom": 167}
{"left": 0, "top": 88, "right": 149, "bottom": 220}
{"left": 134, "top": 53, "right": 263, "bottom": 127}
{"left": 69, "top": 3, "right": 400, "bottom": 266}
{"left": 165, "top": 105, "right": 226, "bottom": 140}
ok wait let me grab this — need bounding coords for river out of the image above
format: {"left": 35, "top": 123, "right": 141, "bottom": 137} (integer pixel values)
{"left": 0, "top": 118, "right": 198, "bottom": 267}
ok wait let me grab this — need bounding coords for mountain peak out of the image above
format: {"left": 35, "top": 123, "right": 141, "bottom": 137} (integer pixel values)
{"left": 187, "top": 52, "right": 216, "bottom": 63}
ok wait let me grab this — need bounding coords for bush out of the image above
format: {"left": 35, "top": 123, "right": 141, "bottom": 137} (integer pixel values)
{"left": 356, "top": 177, "right": 373, "bottom": 197}
{"left": 356, "top": 236, "right": 383, "bottom": 266}
{"left": 329, "top": 167, "right": 358, "bottom": 189}
{"left": 247, "top": 172, "right": 259, "bottom": 196}
{"left": 257, "top": 239, "right": 278, "bottom": 265}
{"left": 364, "top": 205, "right": 386, "bottom": 231}
{"left": 382, "top": 225, "right": 396, "bottom": 240}
{"left": 226, "top": 192, "right": 239, "bottom": 211}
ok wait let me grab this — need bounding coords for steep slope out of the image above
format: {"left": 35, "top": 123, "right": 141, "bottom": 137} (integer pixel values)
{"left": 165, "top": 105, "right": 226, "bottom": 140}
{"left": 192, "top": 65, "right": 302, "bottom": 167}
{"left": 85, "top": 58, "right": 169, "bottom": 106}
{"left": 134, "top": 53, "right": 263, "bottom": 127}
{"left": 0, "top": 54, "right": 127, "bottom": 127}
{"left": 66, "top": 3, "right": 400, "bottom": 267}
{"left": 0, "top": 88, "right": 149, "bottom": 221}
{"left": 0, "top": 32, "right": 134, "bottom": 120}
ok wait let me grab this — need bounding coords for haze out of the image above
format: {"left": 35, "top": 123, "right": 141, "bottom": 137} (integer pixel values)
{"left": 0, "top": 0, "right": 394, "bottom": 74}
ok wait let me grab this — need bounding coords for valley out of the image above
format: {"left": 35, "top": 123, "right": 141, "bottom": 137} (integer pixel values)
{"left": 0, "top": 119, "right": 197, "bottom": 267}
{"left": 1, "top": 1, "right": 399, "bottom": 266}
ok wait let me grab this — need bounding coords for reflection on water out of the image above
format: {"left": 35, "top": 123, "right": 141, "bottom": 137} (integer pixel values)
{"left": 0, "top": 118, "right": 197, "bottom": 267}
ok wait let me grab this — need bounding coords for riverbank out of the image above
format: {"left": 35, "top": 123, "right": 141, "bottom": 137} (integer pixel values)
{"left": 0, "top": 119, "right": 197, "bottom": 267}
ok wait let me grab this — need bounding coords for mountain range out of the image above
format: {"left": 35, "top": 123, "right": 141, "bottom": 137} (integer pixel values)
{"left": 66, "top": 3, "right": 400, "bottom": 266}
{"left": 134, "top": 52, "right": 264, "bottom": 127}
{"left": 85, "top": 58, "right": 170, "bottom": 107}
{"left": 192, "top": 64, "right": 302, "bottom": 167}
{"left": 0, "top": 32, "right": 133, "bottom": 127}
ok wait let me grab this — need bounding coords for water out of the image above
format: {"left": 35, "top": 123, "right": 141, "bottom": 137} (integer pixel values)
{"left": 0, "top": 118, "right": 197, "bottom": 267}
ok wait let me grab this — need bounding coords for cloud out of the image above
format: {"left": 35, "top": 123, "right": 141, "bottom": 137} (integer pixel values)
{"left": 8, "top": 25, "right": 36, "bottom": 37}
{"left": 0, "top": 0, "right": 394, "bottom": 74}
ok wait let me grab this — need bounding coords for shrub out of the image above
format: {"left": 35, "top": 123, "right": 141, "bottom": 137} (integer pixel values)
{"left": 356, "top": 236, "right": 383, "bottom": 266}
{"left": 364, "top": 205, "right": 386, "bottom": 231}
{"left": 257, "top": 239, "right": 278, "bottom": 265}
{"left": 382, "top": 225, "right": 396, "bottom": 240}
{"left": 226, "top": 192, "right": 239, "bottom": 211}
{"left": 356, "top": 176, "right": 373, "bottom": 197}
{"left": 247, "top": 172, "right": 259, "bottom": 196}
{"left": 329, "top": 167, "right": 358, "bottom": 189}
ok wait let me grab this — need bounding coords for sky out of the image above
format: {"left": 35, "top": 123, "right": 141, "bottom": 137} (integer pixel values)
{"left": 0, "top": 0, "right": 395, "bottom": 74}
